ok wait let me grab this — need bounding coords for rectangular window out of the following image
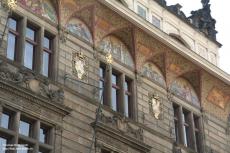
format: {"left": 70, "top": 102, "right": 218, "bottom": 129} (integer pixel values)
{"left": 111, "top": 73, "right": 119, "bottom": 111}
{"left": 0, "top": 113, "right": 10, "bottom": 129}
{"left": 173, "top": 104, "right": 179, "bottom": 143}
{"left": 42, "top": 35, "right": 52, "bottom": 77}
{"left": 24, "top": 27, "right": 37, "bottom": 70}
{"left": 99, "top": 65, "right": 106, "bottom": 104}
{"left": 19, "top": 120, "right": 31, "bottom": 137}
{"left": 124, "top": 79, "right": 131, "bottom": 117}
{"left": 0, "top": 137, "right": 7, "bottom": 153}
{"left": 182, "top": 110, "right": 190, "bottom": 147}
{"left": 137, "top": 4, "right": 147, "bottom": 19}
{"left": 7, "top": 18, "right": 19, "bottom": 60}
{"left": 152, "top": 15, "right": 161, "bottom": 28}
{"left": 39, "top": 124, "right": 50, "bottom": 144}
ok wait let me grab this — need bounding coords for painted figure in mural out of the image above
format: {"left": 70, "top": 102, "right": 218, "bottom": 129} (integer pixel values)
{"left": 171, "top": 78, "right": 199, "bottom": 106}
{"left": 18, "top": 0, "right": 57, "bottom": 23}
{"left": 18, "top": 0, "right": 42, "bottom": 14}
{"left": 142, "top": 63, "right": 166, "bottom": 87}
{"left": 99, "top": 36, "right": 134, "bottom": 68}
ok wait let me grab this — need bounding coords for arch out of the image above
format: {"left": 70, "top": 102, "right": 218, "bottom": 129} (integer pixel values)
{"left": 141, "top": 62, "right": 166, "bottom": 87}
{"left": 170, "top": 78, "right": 199, "bottom": 106}
{"left": 99, "top": 35, "right": 134, "bottom": 68}
{"left": 66, "top": 18, "right": 93, "bottom": 43}
{"left": 18, "top": 0, "right": 57, "bottom": 23}
{"left": 169, "top": 33, "right": 191, "bottom": 49}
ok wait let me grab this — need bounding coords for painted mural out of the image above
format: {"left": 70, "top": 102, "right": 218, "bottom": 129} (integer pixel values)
{"left": 171, "top": 78, "right": 199, "bottom": 106}
{"left": 206, "top": 87, "right": 230, "bottom": 109}
{"left": 66, "top": 18, "right": 93, "bottom": 43}
{"left": 99, "top": 36, "right": 134, "bottom": 68}
{"left": 18, "top": 0, "right": 57, "bottom": 23}
{"left": 142, "top": 62, "right": 166, "bottom": 87}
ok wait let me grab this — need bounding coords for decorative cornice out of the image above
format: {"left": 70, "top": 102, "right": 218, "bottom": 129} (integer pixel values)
{"left": 91, "top": 113, "right": 152, "bottom": 152}
{"left": 97, "top": 0, "right": 230, "bottom": 86}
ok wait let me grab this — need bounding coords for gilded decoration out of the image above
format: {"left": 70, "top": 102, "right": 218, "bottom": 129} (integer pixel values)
{"left": 142, "top": 62, "right": 166, "bottom": 87}
{"left": 18, "top": 0, "right": 57, "bottom": 22}
{"left": 171, "top": 78, "right": 199, "bottom": 106}
{"left": 66, "top": 18, "right": 93, "bottom": 43}
{"left": 72, "top": 52, "right": 87, "bottom": 80}
{"left": 99, "top": 36, "right": 134, "bottom": 68}
{"left": 149, "top": 93, "right": 162, "bottom": 119}
{"left": 206, "top": 87, "right": 230, "bottom": 109}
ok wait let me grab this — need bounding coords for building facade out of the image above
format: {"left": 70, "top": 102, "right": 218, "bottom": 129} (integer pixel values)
{"left": 0, "top": 0, "right": 229, "bottom": 153}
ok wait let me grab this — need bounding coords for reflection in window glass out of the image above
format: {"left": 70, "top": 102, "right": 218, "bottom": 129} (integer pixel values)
{"left": 39, "top": 127, "right": 48, "bottom": 143}
{"left": 26, "top": 28, "right": 35, "bottom": 40}
{"left": 137, "top": 5, "right": 147, "bottom": 19}
{"left": 17, "top": 144, "right": 29, "bottom": 153}
{"left": 24, "top": 43, "right": 34, "bottom": 69}
{"left": 0, "top": 113, "right": 10, "bottom": 129}
{"left": 8, "top": 18, "right": 17, "bottom": 31}
{"left": 7, "top": 33, "right": 16, "bottom": 60}
{"left": 19, "top": 121, "right": 30, "bottom": 136}
{"left": 0, "top": 137, "right": 7, "bottom": 153}
{"left": 124, "top": 95, "right": 129, "bottom": 117}
{"left": 42, "top": 52, "right": 49, "bottom": 77}
{"left": 112, "top": 88, "right": 117, "bottom": 111}
{"left": 43, "top": 37, "right": 50, "bottom": 49}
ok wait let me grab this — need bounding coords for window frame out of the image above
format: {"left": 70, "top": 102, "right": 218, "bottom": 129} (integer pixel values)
{"left": 99, "top": 62, "right": 135, "bottom": 119}
{"left": 7, "top": 17, "right": 19, "bottom": 61}
{"left": 173, "top": 103, "right": 202, "bottom": 152}
{"left": 137, "top": 3, "right": 148, "bottom": 19}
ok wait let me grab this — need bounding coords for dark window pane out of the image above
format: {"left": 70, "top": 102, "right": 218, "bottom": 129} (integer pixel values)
{"left": 174, "top": 121, "right": 179, "bottom": 143}
{"left": 124, "top": 95, "right": 129, "bottom": 117}
{"left": 112, "top": 74, "right": 117, "bottom": 85}
{"left": 0, "top": 137, "right": 7, "bottom": 153}
{"left": 101, "top": 149, "right": 110, "bottom": 153}
{"left": 43, "top": 37, "right": 50, "bottom": 49}
{"left": 39, "top": 128, "right": 48, "bottom": 143}
{"left": 112, "top": 88, "right": 117, "bottom": 111}
{"left": 24, "top": 42, "right": 34, "bottom": 69}
{"left": 0, "top": 113, "right": 10, "bottom": 129}
{"left": 42, "top": 52, "right": 50, "bottom": 77}
{"left": 26, "top": 27, "right": 35, "bottom": 40}
{"left": 19, "top": 121, "right": 30, "bottom": 136}
{"left": 195, "top": 132, "right": 200, "bottom": 153}
{"left": 8, "top": 18, "right": 17, "bottom": 31}
{"left": 7, "top": 33, "right": 16, "bottom": 60}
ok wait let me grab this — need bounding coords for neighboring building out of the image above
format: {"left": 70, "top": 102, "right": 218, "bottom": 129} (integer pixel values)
{"left": 0, "top": 0, "right": 229, "bottom": 153}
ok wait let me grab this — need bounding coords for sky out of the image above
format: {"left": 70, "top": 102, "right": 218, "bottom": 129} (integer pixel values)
{"left": 167, "top": 0, "right": 230, "bottom": 74}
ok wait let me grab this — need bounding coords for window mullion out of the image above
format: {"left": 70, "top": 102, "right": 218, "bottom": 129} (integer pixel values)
{"left": 18, "top": 17, "right": 27, "bottom": 64}
{"left": 178, "top": 106, "right": 185, "bottom": 145}
{"left": 189, "top": 113, "right": 196, "bottom": 150}
{"left": 119, "top": 74, "right": 125, "bottom": 114}
{"left": 106, "top": 65, "right": 112, "bottom": 107}
{"left": 34, "top": 120, "right": 40, "bottom": 152}
{"left": 12, "top": 111, "right": 20, "bottom": 150}
{"left": 35, "top": 26, "right": 44, "bottom": 74}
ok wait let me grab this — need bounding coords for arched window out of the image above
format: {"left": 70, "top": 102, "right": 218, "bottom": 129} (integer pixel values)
{"left": 169, "top": 34, "right": 191, "bottom": 49}
{"left": 18, "top": 0, "right": 57, "bottom": 23}
{"left": 66, "top": 18, "right": 93, "bottom": 43}
{"left": 142, "top": 62, "right": 166, "bottom": 87}
{"left": 99, "top": 36, "right": 134, "bottom": 68}
{"left": 171, "top": 78, "right": 199, "bottom": 106}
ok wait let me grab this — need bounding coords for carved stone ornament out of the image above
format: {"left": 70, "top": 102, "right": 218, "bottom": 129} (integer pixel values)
{"left": 72, "top": 52, "right": 87, "bottom": 80}
{"left": 97, "top": 113, "right": 144, "bottom": 141}
{"left": 0, "top": 60, "right": 64, "bottom": 104}
{"left": 149, "top": 93, "right": 162, "bottom": 120}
